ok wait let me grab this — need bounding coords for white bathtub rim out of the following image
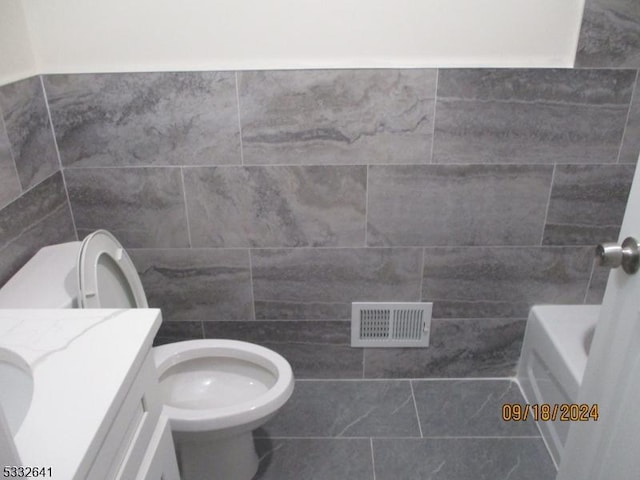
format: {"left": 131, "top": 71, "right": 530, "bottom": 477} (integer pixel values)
{"left": 530, "top": 305, "right": 600, "bottom": 388}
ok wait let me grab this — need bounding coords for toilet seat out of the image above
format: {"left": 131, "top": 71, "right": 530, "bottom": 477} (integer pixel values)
{"left": 154, "top": 339, "right": 294, "bottom": 433}
{"left": 78, "top": 230, "right": 148, "bottom": 308}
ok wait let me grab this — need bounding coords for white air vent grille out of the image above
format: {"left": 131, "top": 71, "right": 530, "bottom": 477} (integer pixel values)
{"left": 351, "top": 302, "right": 432, "bottom": 347}
{"left": 359, "top": 309, "right": 390, "bottom": 339}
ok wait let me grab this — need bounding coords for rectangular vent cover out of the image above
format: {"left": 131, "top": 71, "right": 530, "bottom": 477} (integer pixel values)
{"left": 351, "top": 302, "right": 432, "bottom": 347}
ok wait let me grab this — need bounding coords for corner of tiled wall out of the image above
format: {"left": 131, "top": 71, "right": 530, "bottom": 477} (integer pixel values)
{"left": 576, "top": 0, "right": 640, "bottom": 68}
{"left": 574, "top": 0, "right": 640, "bottom": 306}
{"left": 0, "top": 75, "right": 76, "bottom": 286}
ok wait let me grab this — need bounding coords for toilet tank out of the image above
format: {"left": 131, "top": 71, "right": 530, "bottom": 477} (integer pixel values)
{"left": 0, "top": 242, "right": 82, "bottom": 308}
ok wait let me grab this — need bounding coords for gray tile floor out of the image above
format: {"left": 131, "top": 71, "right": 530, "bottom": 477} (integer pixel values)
{"left": 251, "top": 379, "right": 556, "bottom": 480}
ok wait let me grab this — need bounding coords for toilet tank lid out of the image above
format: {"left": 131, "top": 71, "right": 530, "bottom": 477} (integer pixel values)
{"left": 0, "top": 242, "right": 82, "bottom": 308}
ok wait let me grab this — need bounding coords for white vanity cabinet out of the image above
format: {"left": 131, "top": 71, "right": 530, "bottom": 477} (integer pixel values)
{"left": 87, "top": 350, "right": 180, "bottom": 480}
{"left": 0, "top": 309, "right": 180, "bottom": 480}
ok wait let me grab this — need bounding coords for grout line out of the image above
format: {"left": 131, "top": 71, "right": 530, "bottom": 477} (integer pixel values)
{"left": 546, "top": 221, "right": 623, "bottom": 229}
{"left": 0, "top": 103, "right": 22, "bottom": 197}
{"left": 163, "top": 315, "right": 521, "bottom": 324}
{"left": 3, "top": 168, "right": 58, "bottom": 201}
{"left": 410, "top": 380, "right": 424, "bottom": 438}
{"left": 538, "top": 163, "right": 556, "bottom": 246}
{"left": 512, "top": 377, "right": 559, "bottom": 470}
{"left": 253, "top": 436, "right": 375, "bottom": 440}
{"left": 362, "top": 348, "right": 366, "bottom": 379}
{"left": 172, "top": 314, "right": 526, "bottom": 325}
{"left": 418, "top": 248, "right": 426, "bottom": 301}
{"left": 370, "top": 438, "right": 377, "bottom": 480}
{"left": 437, "top": 95, "right": 632, "bottom": 109}
{"left": 178, "top": 318, "right": 351, "bottom": 323}
{"left": 583, "top": 259, "right": 597, "bottom": 304}
{"left": 364, "top": 164, "right": 369, "bottom": 247}
{"left": 179, "top": 167, "right": 193, "bottom": 248}
{"left": 429, "top": 69, "right": 439, "bottom": 164}
{"left": 293, "top": 377, "right": 519, "bottom": 382}
{"left": 252, "top": 435, "right": 542, "bottom": 440}
{"left": 248, "top": 249, "right": 257, "bottom": 321}
{"left": 615, "top": 70, "right": 639, "bottom": 164}
{"left": 0, "top": 201, "right": 69, "bottom": 249}
{"left": 414, "top": 317, "right": 525, "bottom": 322}
{"left": 235, "top": 72, "right": 245, "bottom": 165}
{"left": 419, "top": 297, "right": 527, "bottom": 305}
{"left": 569, "top": 4, "right": 586, "bottom": 68}
{"left": 40, "top": 75, "right": 79, "bottom": 240}
{"left": 126, "top": 244, "right": 598, "bottom": 252}
{"left": 53, "top": 160, "right": 610, "bottom": 169}
{"left": 200, "top": 320, "right": 206, "bottom": 339}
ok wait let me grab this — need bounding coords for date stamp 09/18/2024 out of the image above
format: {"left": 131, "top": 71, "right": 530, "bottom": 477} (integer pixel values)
{"left": 502, "top": 403, "right": 599, "bottom": 422}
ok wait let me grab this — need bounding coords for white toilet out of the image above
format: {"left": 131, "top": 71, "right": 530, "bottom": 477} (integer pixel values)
{"left": 0, "top": 230, "right": 294, "bottom": 480}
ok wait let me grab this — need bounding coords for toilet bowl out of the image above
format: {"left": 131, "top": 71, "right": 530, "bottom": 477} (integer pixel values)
{"left": 0, "top": 230, "right": 294, "bottom": 480}
{"left": 155, "top": 339, "right": 293, "bottom": 479}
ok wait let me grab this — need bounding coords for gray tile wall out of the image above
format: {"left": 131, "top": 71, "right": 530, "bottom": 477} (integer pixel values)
{"left": 237, "top": 70, "right": 436, "bottom": 165}
{"left": 0, "top": 77, "right": 77, "bottom": 286}
{"left": 0, "top": 77, "right": 60, "bottom": 191}
{"left": 433, "top": 69, "right": 635, "bottom": 164}
{"left": 576, "top": 0, "right": 640, "bottom": 68}
{"left": 0, "top": 66, "right": 636, "bottom": 378}
{"left": 44, "top": 72, "right": 241, "bottom": 168}
{"left": 36, "top": 67, "right": 639, "bottom": 378}
{"left": 183, "top": 165, "right": 367, "bottom": 247}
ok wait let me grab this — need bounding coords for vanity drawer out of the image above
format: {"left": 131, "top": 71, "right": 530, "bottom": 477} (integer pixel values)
{"left": 135, "top": 416, "right": 180, "bottom": 480}
{"left": 87, "top": 350, "right": 162, "bottom": 480}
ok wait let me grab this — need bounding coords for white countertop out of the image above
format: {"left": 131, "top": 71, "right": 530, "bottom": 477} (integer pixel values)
{"left": 0, "top": 309, "right": 161, "bottom": 480}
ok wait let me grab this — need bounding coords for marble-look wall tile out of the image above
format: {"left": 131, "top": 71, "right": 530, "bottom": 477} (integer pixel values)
{"left": 204, "top": 321, "right": 363, "bottom": 378}
{"left": 433, "top": 69, "right": 635, "bottom": 164}
{"left": 0, "top": 77, "right": 59, "bottom": 190}
{"left": 422, "top": 246, "right": 593, "bottom": 318}
{"left": 619, "top": 73, "right": 640, "bottom": 164}
{"left": 65, "top": 167, "right": 189, "bottom": 248}
{"left": 251, "top": 248, "right": 423, "bottom": 320}
{"left": 238, "top": 70, "right": 436, "bottom": 165}
{"left": 44, "top": 72, "right": 241, "bottom": 167}
{"left": 436, "top": 69, "right": 635, "bottom": 105}
{"left": 262, "top": 380, "right": 420, "bottom": 437}
{"left": 0, "top": 120, "right": 20, "bottom": 208}
{"left": 576, "top": 0, "right": 640, "bottom": 68}
{"left": 364, "top": 318, "right": 525, "bottom": 378}
{"left": 254, "top": 439, "right": 374, "bottom": 480}
{"left": 367, "top": 164, "right": 553, "bottom": 247}
{"left": 129, "top": 248, "right": 253, "bottom": 322}
{"left": 0, "top": 172, "right": 76, "bottom": 286}
{"left": 373, "top": 438, "right": 555, "bottom": 480}
{"left": 0, "top": 171, "right": 68, "bottom": 246}
{"left": 0, "top": 206, "right": 75, "bottom": 288}
{"left": 543, "top": 164, "right": 634, "bottom": 245}
{"left": 153, "top": 321, "right": 203, "bottom": 346}
{"left": 184, "top": 165, "right": 366, "bottom": 247}
{"left": 412, "top": 380, "right": 537, "bottom": 437}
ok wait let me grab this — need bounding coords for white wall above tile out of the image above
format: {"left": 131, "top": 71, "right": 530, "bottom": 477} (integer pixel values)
{"left": 5, "top": 0, "right": 585, "bottom": 83}
{"left": 0, "top": 0, "right": 37, "bottom": 85}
